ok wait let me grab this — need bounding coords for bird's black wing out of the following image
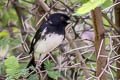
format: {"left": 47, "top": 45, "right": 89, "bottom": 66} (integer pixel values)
{"left": 29, "top": 24, "right": 47, "bottom": 54}
{"left": 27, "top": 23, "right": 47, "bottom": 67}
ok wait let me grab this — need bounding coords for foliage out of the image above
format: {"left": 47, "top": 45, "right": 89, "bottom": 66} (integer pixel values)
{"left": 1, "top": 8, "right": 18, "bottom": 27}
{"left": 44, "top": 60, "right": 55, "bottom": 70}
{"left": 103, "top": 17, "right": 110, "bottom": 27}
{"left": 28, "top": 74, "right": 39, "bottom": 80}
{"left": 4, "top": 56, "right": 29, "bottom": 79}
{"left": 0, "top": 31, "right": 20, "bottom": 55}
{"left": 0, "top": 63, "right": 6, "bottom": 74}
{"left": 74, "top": 0, "right": 107, "bottom": 15}
{"left": 102, "top": 0, "right": 113, "bottom": 9}
{"left": 4, "top": 56, "right": 20, "bottom": 79}
{"left": 44, "top": 60, "right": 60, "bottom": 79}
{"left": 0, "top": 0, "right": 118, "bottom": 79}
{"left": 0, "top": 31, "right": 9, "bottom": 37}
{"left": 79, "top": 0, "right": 89, "bottom": 4}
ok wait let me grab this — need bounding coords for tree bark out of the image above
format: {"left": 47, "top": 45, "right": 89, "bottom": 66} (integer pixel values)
{"left": 91, "top": 7, "right": 107, "bottom": 80}
{"left": 114, "top": 0, "right": 120, "bottom": 79}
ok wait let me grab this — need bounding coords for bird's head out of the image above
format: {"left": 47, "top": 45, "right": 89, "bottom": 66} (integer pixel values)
{"left": 48, "top": 13, "right": 70, "bottom": 26}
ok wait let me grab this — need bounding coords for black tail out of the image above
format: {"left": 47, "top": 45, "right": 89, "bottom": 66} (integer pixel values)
{"left": 26, "top": 55, "right": 54, "bottom": 80}
{"left": 27, "top": 56, "right": 36, "bottom": 68}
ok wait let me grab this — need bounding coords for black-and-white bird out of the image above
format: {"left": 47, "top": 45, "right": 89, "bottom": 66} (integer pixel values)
{"left": 27, "top": 13, "right": 70, "bottom": 67}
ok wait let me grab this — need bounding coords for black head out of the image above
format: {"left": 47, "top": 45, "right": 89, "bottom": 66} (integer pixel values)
{"left": 48, "top": 13, "right": 70, "bottom": 26}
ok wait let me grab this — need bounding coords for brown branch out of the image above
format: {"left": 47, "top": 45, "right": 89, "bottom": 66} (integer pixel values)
{"left": 37, "top": 0, "right": 53, "bottom": 13}
{"left": 91, "top": 7, "right": 107, "bottom": 80}
{"left": 0, "top": 75, "right": 6, "bottom": 80}
{"left": 11, "top": 0, "right": 30, "bottom": 53}
{"left": 114, "top": 0, "right": 120, "bottom": 80}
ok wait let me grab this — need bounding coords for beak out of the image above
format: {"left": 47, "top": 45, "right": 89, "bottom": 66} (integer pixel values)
{"left": 66, "top": 20, "right": 72, "bottom": 24}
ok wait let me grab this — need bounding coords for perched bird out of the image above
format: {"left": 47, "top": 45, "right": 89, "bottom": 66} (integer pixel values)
{"left": 27, "top": 13, "right": 70, "bottom": 67}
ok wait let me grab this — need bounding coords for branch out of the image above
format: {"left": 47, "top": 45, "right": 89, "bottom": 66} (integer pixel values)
{"left": 65, "top": 32, "right": 91, "bottom": 79}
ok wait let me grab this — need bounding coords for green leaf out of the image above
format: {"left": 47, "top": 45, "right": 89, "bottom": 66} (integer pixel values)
{"left": 2, "top": 13, "right": 9, "bottom": 26}
{"left": 9, "top": 38, "right": 21, "bottom": 47}
{"left": 2, "top": 8, "right": 18, "bottom": 26}
{"left": 44, "top": 60, "right": 55, "bottom": 71}
{"left": 46, "top": 0, "right": 50, "bottom": 5}
{"left": 5, "top": 56, "right": 19, "bottom": 69}
{"left": 105, "top": 38, "right": 109, "bottom": 45}
{"left": 28, "top": 66, "right": 36, "bottom": 71}
{"left": 19, "top": 69, "right": 29, "bottom": 78}
{"left": 4, "top": 56, "right": 20, "bottom": 78}
{"left": 0, "top": 36, "right": 9, "bottom": 48}
{"left": 0, "top": 63, "right": 6, "bottom": 74}
{"left": 80, "top": 0, "right": 89, "bottom": 4}
{"left": 48, "top": 71, "right": 60, "bottom": 79}
{"left": 44, "top": 60, "right": 60, "bottom": 79}
{"left": 75, "top": 0, "right": 106, "bottom": 15}
{"left": 0, "top": 32, "right": 9, "bottom": 37}
{"left": 102, "top": 0, "right": 113, "bottom": 9}
{"left": 103, "top": 17, "right": 110, "bottom": 27}
{"left": 0, "top": 34, "right": 20, "bottom": 52}
{"left": 12, "top": 27, "right": 19, "bottom": 32}
{"left": 5, "top": 76, "right": 15, "bottom": 80}
{"left": 0, "top": 1, "right": 5, "bottom": 12}
{"left": 28, "top": 74, "right": 39, "bottom": 80}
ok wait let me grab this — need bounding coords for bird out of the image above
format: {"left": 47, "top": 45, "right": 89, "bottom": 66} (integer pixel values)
{"left": 27, "top": 13, "right": 70, "bottom": 68}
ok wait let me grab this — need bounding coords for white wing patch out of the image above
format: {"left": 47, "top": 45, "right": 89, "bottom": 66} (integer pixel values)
{"left": 41, "top": 27, "right": 47, "bottom": 37}
{"left": 34, "top": 33, "right": 64, "bottom": 54}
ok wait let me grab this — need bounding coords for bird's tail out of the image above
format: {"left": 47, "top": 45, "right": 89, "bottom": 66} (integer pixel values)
{"left": 27, "top": 56, "right": 36, "bottom": 68}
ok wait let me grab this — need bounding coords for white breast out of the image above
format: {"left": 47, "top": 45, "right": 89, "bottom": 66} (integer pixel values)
{"left": 34, "top": 33, "right": 64, "bottom": 54}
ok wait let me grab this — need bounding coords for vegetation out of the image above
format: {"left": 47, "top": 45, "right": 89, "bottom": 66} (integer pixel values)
{"left": 0, "top": 0, "right": 120, "bottom": 80}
